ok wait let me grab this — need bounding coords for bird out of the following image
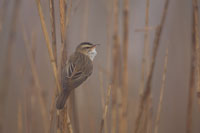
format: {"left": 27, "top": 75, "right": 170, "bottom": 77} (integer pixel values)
{"left": 56, "top": 42, "right": 99, "bottom": 110}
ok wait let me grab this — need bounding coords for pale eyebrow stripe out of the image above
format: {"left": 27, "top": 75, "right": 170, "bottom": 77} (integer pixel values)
{"left": 82, "top": 44, "right": 92, "bottom": 48}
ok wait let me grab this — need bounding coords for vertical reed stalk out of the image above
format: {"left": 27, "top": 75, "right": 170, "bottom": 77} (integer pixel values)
{"left": 154, "top": 49, "right": 168, "bottom": 133}
{"left": 147, "top": 96, "right": 153, "bottom": 133}
{"left": 49, "top": 95, "right": 56, "bottom": 133}
{"left": 111, "top": 0, "right": 120, "bottom": 132}
{"left": 49, "top": 0, "right": 57, "bottom": 66}
{"left": 105, "top": 1, "right": 113, "bottom": 132}
{"left": 140, "top": 0, "right": 150, "bottom": 95}
{"left": 106, "top": 0, "right": 113, "bottom": 74}
{"left": 67, "top": 111, "right": 73, "bottom": 133}
{"left": 18, "top": 65, "right": 26, "bottom": 133}
{"left": 65, "top": 1, "right": 80, "bottom": 132}
{"left": 120, "top": 0, "right": 129, "bottom": 132}
{"left": 58, "top": 0, "right": 67, "bottom": 132}
{"left": 58, "top": 0, "right": 74, "bottom": 133}
{"left": 192, "top": 0, "right": 200, "bottom": 108}
{"left": 144, "top": 0, "right": 150, "bottom": 75}
{"left": 0, "top": 1, "right": 21, "bottom": 132}
{"left": 186, "top": 8, "right": 197, "bottom": 133}
{"left": 141, "top": 95, "right": 152, "bottom": 133}
{"left": 142, "top": 1, "right": 151, "bottom": 131}
{"left": 134, "top": 0, "right": 169, "bottom": 132}
{"left": 100, "top": 85, "right": 112, "bottom": 133}
{"left": 99, "top": 71, "right": 108, "bottom": 133}
{"left": 65, "top": 0, "right": 72, "bottom": 29}
{"left": 24, "top": 87, "right": 30, "bottom": 133}
{"left": 18, "top": 102, "right": 23, "bottom": 133}
{"left": 59, "top": 0, "right": 67, "bottom": 69}
{"left": 99, "top": 71, "right": 105, "bottom": 109}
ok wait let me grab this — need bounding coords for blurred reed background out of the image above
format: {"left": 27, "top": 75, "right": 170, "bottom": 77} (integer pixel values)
{"left": 0, "top": 0, "right": 200, "bottom": 133}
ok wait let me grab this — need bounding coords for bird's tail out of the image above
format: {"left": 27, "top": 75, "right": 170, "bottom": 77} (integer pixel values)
{"left": 56, "top": 89, "right": 71, "bottom": 110}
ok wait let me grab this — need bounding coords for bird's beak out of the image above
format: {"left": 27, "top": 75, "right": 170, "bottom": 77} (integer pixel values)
{"left": 95, "top": 44, "right": 101, "bottom": 46}
{"left": 91, "top": 44, "right": 100, "bottom": 49}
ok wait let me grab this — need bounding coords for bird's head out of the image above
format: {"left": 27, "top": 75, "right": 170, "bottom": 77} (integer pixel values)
{"left": 76, "top": 42, "right": 99, "bottom": 61}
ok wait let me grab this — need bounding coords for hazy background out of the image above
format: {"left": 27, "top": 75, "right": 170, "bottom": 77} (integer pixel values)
{"left": 0, "top": 0, "right": 200, "bottom": 133}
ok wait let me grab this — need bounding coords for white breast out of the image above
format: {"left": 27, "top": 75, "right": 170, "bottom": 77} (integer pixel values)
{"left": 88, "top": 48, "right": 97, "bottom": 61}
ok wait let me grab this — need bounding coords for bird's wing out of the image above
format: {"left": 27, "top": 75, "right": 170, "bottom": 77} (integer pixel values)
{"left": 62, "top": 59, "right": 89, "bottom": 90}
{"left": 62, "top": 54, "right": 92, "bottom": 90}
{"left": 64, "top": 60, "right": 83, "bottom": 80}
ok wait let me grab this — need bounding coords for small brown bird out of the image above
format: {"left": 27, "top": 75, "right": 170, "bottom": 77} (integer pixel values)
{"left": 56, "top": 42, "right": 98, "bottom": 109}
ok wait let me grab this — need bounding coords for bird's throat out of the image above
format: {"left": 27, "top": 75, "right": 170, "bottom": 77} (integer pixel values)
{"left": 88, "top": 48, "right": 97, "bottom": 61}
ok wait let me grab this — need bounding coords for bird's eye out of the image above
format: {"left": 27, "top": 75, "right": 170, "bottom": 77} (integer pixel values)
{"left": 84, "top": 47, "right": 90, "bottom": 49}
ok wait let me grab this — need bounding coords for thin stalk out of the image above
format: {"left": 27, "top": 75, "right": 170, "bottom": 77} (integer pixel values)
{"left": 137, "top": 3, "right": 152, "bottom": 129}
{"left": 144, "top": 0, "right": 150, "bottom": 76}
{"left": 0, "top": 1, "right": 21, "bottom": 132}
{"left": 99, "top": 71, "right": 108, "bottom": 133}
{"left": 19, "top": 64, "right": 29, "bottom": 133}
{"left": 65, "top": 0, "right": 72, "bottom": 29}
{"left": 49, "top": 0, "right": 57, "bottom": 66}
{"left": 105, "top": 1, "right": 113, "bottom": 132}
{"left": 154, "top": 49, "right": 168, "bottom": 133}
{"left": 111, "top": 0, "right": 120, "bottom": 132}
{"left": 58, "top": 0, "right": 74, "bottom": 133}
{"left": 141, "top": 95, "right": 152, "bottom": 133}
{"left": 140, "top": 0, "right": 150, "bottom": 95}
{"left": 105, "top": 0, "right": 112, "bottom": 75}
{"left": 48, "top": 0, "right": 66, "bottom": 132}
{"left": 49, "top": 94, "right": 57, "bottom": 133}
{"left": 141, "top": 1, "right": 152, "bottom": 128}
{"left": 17, "top": 102, "right": 23, "bottom": 133}
{"left": 67, "top": 111, "right": 73, "bottom": 133}
{"left": 192, "top": 0, "right": 200, "bottom": 108}
{"left": 59, "top": 0, "right": 67, "bottom": 69}
{"left": 70, "top": 92, "right": 80, "bottom": 133}
{"left": 24, "top": 87, "right": 30, "bottom": 133}
{"left": 120, "top": 0, "right": 129, "bottom": 132}
{"left": 58, "top": 0, "right": 67, "bottom": 132}
{"left": 100, "top": 85, "right": 112, "bottom": 133}
{"left": 186, "top": 7, "right": 197, "bottom": 133}
{"left": 147, "top": 96, "right": 153, "bottom": 133}
{"left": 65, "top": 1, "right": 80, "bottom": 132}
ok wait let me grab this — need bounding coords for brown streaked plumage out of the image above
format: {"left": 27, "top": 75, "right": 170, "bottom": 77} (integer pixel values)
{"left": 56, "top": 42, "right": 98, "bottom": 110}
